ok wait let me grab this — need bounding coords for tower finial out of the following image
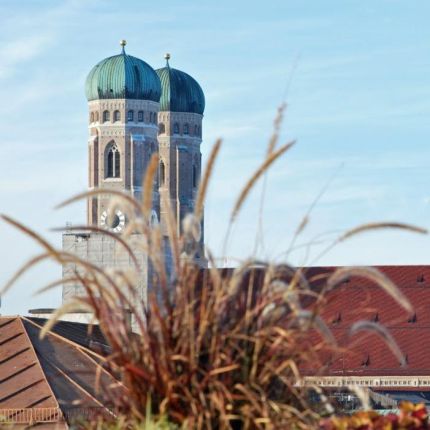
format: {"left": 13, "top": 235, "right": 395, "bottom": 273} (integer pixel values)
{"left": 120, "top": 39, "right": 127, "bottom": 53}
{"left": 164, "top": 52, "right": 171, "bottom": 66}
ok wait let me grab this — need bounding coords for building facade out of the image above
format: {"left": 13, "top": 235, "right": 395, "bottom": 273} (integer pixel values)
{"left": 62, "top": 41, "right": 205, "bottom": 304}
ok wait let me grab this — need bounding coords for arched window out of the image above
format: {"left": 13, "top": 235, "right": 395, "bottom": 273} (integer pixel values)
{"left": 90, "top": 112, "right": 94, "bottom": 123}
{"left": 127, "top": 110, "right": 134, "bottom": 122}
{"left": 106, "top": 143, "right": 120, "bottom": 178}
{"left": 194, "top": 125, "right": 198, "bottom": 135}
{"left": 138, "top": 110, "right": 144, "bottom": 122}
{"left": 193, "top": 164, "right": 198, "bottom": 188}
{"left": 183, "top": 123, "right": 189, "bottom": 135}
{"left": 103, "top": 110, "right": 110, "bottom": 123}
{"left": 114, "top": 110, "right": 121, "bottom": 122}
{"left": 173, "top": 123, "right": 179, "bottom": 134}
{"left": 158, "top": 123, "right": 165, "bottom": 135}
{"left": 159, "top": 161, "right": 165, "bottom": 186}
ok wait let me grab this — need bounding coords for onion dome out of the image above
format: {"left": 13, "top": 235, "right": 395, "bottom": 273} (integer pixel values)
{"left": 156, "top": 54, "right": 205, "bottom": 114}
{"left": 85, "top": 40, "right": 161, "bottom": 102}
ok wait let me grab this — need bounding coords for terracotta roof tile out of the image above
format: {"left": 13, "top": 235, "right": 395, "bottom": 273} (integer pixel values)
{"left": 0, "top": 316, "right": 126, "bottom": 426}
{"left": 303, "top": 265, "right": 430, "bottom": 377}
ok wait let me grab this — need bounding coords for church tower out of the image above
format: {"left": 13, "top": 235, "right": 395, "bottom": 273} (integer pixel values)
{"left": 62, "top": 44, "right": 207, "bottom": 311}
{"left": 85, "top": 40, "right": 161, "bottom": 231}
{"left": 155, "top": 54, "right": 206, "bottom": 264}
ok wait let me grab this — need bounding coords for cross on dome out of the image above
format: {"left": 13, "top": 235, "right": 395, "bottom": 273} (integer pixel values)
{"left": 120, "top": 39, "right": 127, "bottom": 53}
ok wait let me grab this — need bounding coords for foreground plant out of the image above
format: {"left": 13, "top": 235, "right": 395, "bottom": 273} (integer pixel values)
{"left": 320, "top": 402, "right": 429, "bottom": 430}
{"left": 2, "top": 106, "right": 428, "bottom": 429}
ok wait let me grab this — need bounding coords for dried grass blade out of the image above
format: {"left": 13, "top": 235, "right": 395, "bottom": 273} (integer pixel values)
{"left": 266, "top": 103, "right": 286, "bottom": 155}
{"left": 292, "top": 310, "right": 337, "bottom": 347}
{"left": 40, "top": 300, "right": 94, "bottom": 338}
{"left": 1, "top": 252, "right": 51, "bottom": 296}
{"left": 339, "top": 222, "right": 427, "bottom": 242}
{"left": 327, "top": 266, "right": 413, "bottom": 314}
{"left": 161, "top": 192, "right": 180, "bottom": 275}
{"left": 35, "top": 276, "right": 79, "bottom": 296}
{"left": 195, "top": 139, "right": 222, "bottom": 220}
{"left": 142, "top": 153, "right": 159, "bottom": 221}
{"left": 56, "top": 188, "right": 141, "bottom": 212}
{"left": 209, "top": 364, "right": 240, "bottom": 376}
{"left": 349, "top": 320, "right": 407, "bottom": 366}
{"left": 230, "top": 140, "right": 295, "bottom": 222}
{"left": 2, "top": 214, "right": 56, "bottom": 254}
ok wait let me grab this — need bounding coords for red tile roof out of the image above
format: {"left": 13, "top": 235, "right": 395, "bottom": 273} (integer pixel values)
{"left": 0, "top": 316, "right": 66, "bottom": 427}
{"left": 0, "top": 316, "right": 126, "bottom": 426}
{"left": 302, "top": 265, "right": 430, "bottom": 378}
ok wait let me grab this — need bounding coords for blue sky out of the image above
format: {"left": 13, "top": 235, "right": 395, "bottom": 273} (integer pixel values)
{"left": 1, "top": 0, "right": 430, "bottom": 314}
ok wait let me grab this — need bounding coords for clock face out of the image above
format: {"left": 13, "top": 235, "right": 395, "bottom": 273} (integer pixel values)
{"left": 100, "top": 209, "right": 126, "bottom": 233}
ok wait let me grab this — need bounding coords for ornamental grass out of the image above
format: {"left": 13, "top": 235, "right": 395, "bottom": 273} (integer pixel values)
{"left": 1, "top": 105, "right": 428, "bottom": 429}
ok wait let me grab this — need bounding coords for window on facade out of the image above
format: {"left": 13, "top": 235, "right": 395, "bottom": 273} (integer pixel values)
{"left": 103, "top": 110, "right": 110, "bottom": 123}
{"left": 95, "top": 112, "right": 99, "bottom": 122}
{"left": 153, "top": 112, "right": 157, "bottom": 124}
{"left": 158, "top": 123, "right": 165, "bottom": 135}
{"left": 193, "top": 164, "right": 197, "bottom": 188}
{"left": 173, "top": 123, "right": 180, "bottom": 134}
{"left": 159, "top": 161, "right": 165, "bottom": 186}
{"left": 194, "top": 125, "right": 198, "bottom": 135}
{"left": 106, "top": 143, "right": 120, "bottom": 178}
{"left": 114, "top": 110, "right": 121, "bottom": 122}
{"left": 183, "top": 123, "right": 189, "bottom": 135}
{"left": 138, "top": 110, "right": 144, "bottom": 122}
{"left": 90, "top": 112, "right": 94, "bottom": 123}
{"left": 127, "top": 110, "right": 134, "bottom": 122}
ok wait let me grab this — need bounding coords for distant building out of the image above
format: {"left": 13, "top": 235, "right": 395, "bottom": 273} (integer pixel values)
{"left": 0, "top": 316, "right": 124, "bottom": 427}
{"left": 300, "top": 265, "right": 430, "bottom": 408}
{"left": 62, "top": 41, "right": 206, "bottom": 306}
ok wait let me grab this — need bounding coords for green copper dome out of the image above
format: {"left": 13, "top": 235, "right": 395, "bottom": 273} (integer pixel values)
{"left": 85, "top": 42, "right": 161, "bottom": 102}
{"left": 156, "top": 56, "right": 205, "bottom": 114}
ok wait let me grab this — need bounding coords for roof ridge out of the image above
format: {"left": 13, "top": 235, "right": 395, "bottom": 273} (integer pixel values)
{"left": 19, "top": 317, "right": 60, "bottom": 410}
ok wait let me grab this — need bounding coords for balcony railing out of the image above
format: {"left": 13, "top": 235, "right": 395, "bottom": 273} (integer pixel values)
{"left": 0, "top": 407, "right": 63, "bottom": 424}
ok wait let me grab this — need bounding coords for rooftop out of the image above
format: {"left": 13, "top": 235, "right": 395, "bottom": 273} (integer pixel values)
{"left": 0, "top": 316, "right": 125, "bottom": 426}
{"left": 302, "top": 265, "right": 430, "bottom": 384}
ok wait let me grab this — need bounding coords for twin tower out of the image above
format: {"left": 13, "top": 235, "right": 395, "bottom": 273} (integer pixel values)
{"left": 62, "top": 41, "right": 206, "bottom": 305}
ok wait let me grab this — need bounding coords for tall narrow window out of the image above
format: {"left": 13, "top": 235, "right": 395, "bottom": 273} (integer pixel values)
{"left": 95, "top": 112, "right": 99, "bottom": 122}
{"left": 194, "top": 125, "right": 198, "bottom": 135}
{"left": 127, "top": 110, "right": 134, "bottom": 122}
{"left": 158, "top": 123, "right": 165, "bottom": 135}
{"left": 106, "top": 143, "right": 120, "bottom": 178}
{"left": 114, "top": 110, "right": 121, "bottom": 122}
{"left": 153, "top": 112, "right": 157, "bottom": 124}
{"left": 160, "top": 161, "right": 165, "bottom": 186}
{"left": 138, "top": 110, "right": 144, "bottom": 122}
{"left": 184, "top": 123, "right": 189, "bottom": 135}
{"left": 173, "top": 123, "right": 179, "bottom": 134}
{"left": 90, "top": 112, "right": 94, "bottom": 123}
{"left": 193, "top": 164, "right": 197, "bottom": 188}
{"left": 103, "top": 110, "right": 110, "bottom": 123}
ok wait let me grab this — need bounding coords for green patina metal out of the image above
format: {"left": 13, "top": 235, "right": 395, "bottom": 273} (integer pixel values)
{"left": 156, "top": 60, "right": 205, "bottom": 114}
{"left": 85, "top": 47, "right": 161, "bottom": 102}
